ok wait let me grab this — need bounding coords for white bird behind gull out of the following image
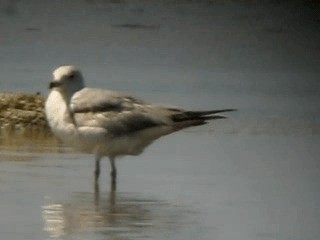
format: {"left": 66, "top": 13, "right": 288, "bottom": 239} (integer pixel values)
{"left": 45, "top": 65, "right": 235, "bottom": 188}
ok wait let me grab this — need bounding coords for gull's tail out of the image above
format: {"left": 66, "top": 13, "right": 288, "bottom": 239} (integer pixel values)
{"left": 170, "top": 108, "right": 236, "bottom": 130}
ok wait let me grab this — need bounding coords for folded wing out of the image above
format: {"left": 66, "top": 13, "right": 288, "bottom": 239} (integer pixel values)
{"left": 70, "top": 88, "right": 235, "bottom": 136}
{"left": 70, "top": 88, "right": 166, "bottom": 136}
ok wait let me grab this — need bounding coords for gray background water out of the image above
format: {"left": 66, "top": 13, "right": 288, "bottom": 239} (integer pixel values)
{"left": 0, "top": 0, "right": 319, "bottom": 239}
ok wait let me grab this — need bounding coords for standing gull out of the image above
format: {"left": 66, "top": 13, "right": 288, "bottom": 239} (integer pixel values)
{"left": 45, "top": 65, "right": 235, "bottom": 188}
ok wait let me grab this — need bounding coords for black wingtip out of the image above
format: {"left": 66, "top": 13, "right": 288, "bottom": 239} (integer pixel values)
{"left": 207, "top": 109, "right": 237, "bottom": 114}
{"left": 184, "top": 109, "right": 237, "bottom": 118}
{"left": 171, "top": 109, "right": 234, "bottom": 123}
{"left": 202, "top": 115, "right": 227, "bottom": 120}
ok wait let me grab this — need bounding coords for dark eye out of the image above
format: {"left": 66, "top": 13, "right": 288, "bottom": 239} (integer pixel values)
{"left": 69, "top": 73, "right": 75, "bottom": 79}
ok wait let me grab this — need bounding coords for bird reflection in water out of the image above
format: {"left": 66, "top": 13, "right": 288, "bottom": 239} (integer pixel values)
{"left": 42, "top": 183, "right": 186, "bottom": 239}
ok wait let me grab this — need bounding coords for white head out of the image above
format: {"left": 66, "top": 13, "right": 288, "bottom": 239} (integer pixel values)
{"left": 49, "top": 65, "right": 85, "bottom": 101}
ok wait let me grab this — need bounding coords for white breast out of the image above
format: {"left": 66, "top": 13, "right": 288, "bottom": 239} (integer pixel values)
{"left": 45, "top": 90, "right": 77, "bottom": 144}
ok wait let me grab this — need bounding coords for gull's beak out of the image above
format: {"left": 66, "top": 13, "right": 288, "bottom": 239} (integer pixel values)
{"left": 49, "top": 81, "right": 62, "bottom": 89}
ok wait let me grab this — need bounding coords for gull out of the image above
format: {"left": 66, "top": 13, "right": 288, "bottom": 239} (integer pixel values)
{"left": 45, "top": 65, "right": 235, "bottom": 188}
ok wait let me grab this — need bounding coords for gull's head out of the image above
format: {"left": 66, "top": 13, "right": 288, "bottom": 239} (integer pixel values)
{"left": 49, "top": 65, "right": 85, "bottom": 98}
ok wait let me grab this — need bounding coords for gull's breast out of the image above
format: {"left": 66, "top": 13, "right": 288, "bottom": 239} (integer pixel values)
{"left": 45, "top": 90, "right": 77, "bottom": 144}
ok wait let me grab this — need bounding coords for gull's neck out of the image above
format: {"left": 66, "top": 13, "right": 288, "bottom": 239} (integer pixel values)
{"left": 59, "top": 87, "right": 83, "bottom": 107}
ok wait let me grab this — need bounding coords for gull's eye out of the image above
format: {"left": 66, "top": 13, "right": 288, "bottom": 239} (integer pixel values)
{"left": 68, "top": 73, "right": 75, "bottom": 80}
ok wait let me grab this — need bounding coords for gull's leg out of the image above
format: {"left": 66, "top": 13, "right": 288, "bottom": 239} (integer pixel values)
{"left": 110, "top": 157, "right": 117, "bottom": 179}
{"left": 94, "top": 155, "right": 101, "bottom": 187}
{"left": 110, "top": 157, "right": 117, "bottom": 190}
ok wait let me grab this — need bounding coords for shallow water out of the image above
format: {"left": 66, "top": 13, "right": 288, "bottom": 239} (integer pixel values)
{"left": 0, "top": 131, "right": 319, "bottom": 240}
{"left": 0, "top": 0, "right": 320, "bottom": 239}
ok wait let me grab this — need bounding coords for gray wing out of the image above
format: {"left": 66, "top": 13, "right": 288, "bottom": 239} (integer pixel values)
{"left": 70, "top": 88, "right": 168, "bottom": 136}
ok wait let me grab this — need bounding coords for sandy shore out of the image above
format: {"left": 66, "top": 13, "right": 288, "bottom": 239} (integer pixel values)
{"left": 0, "top": 92, "right": 49, "bottom": 130}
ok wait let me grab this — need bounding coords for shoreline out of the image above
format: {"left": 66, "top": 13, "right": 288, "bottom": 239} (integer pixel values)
{"left": 0, "top": 92, "right": 49, "bottom": 130}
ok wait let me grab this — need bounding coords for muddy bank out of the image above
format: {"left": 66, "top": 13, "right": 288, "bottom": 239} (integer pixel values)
{"left": 0, "top": 92, "right": 49, "bottom": 130}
